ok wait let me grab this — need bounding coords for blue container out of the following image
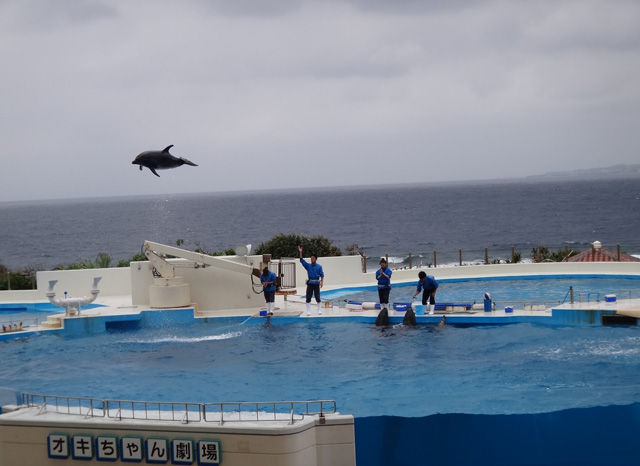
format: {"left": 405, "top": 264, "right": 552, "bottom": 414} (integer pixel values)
{"left": 414, "top": 304, "right": 426, "bottom": 315}
{"left": 505, "top": 306, "right": 513, "bottom": 313}
{"left": 605, "top": 294, "right": 616, "bottom": 303}
{"left": 484, "top": 297, "right": 492, "bottom": 312}
{"left": 259, "top": 310, "right": 267, "bottom": 316}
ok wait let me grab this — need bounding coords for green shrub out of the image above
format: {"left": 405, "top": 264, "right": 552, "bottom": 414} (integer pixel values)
{"left": 255, "top": 234, "right": 342, "bottom": 259}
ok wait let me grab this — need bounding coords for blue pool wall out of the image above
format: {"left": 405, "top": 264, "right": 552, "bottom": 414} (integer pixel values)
{"left": 355, "top": 403, "right": 640, "bottom": 466}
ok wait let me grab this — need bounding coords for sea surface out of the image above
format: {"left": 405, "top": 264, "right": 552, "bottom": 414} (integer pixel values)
{"left": 1, "top": 177, "right": 640, "bottom": 270}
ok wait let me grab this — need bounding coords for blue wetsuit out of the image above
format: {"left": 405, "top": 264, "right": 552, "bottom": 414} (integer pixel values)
{"left": 300, "top": 258, "right": 324, "bottom": 303}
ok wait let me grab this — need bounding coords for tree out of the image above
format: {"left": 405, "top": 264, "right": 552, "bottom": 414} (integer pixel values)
{"left": 255, "top": 234, "right": 342, "bottom": 259}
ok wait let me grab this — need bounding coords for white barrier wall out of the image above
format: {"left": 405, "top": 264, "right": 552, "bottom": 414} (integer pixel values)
{"left": 1, "top": 256, "right": 639, "bottom": 309}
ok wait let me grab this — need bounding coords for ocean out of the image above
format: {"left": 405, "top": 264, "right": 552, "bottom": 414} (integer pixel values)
{"left": 1, "top": 177, "right": 640, "bottom": 271}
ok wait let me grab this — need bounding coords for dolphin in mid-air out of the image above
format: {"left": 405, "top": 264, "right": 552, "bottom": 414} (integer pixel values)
{"left": 132, "top": 145, "right": 198, "bottom": 177}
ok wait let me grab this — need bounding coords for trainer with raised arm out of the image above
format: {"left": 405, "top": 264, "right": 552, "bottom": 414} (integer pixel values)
{"left": 298, "top": 245, "right": 324, "bottom": 316}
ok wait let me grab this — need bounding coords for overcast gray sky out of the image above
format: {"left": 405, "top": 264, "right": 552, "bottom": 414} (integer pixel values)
{"left": 1, "top": 0, "right": 639, "bottom": 202}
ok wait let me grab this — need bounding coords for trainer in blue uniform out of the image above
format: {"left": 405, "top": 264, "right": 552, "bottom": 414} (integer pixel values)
{"left": 260, "top": 266, "right": 277, "bottom": 315}
{"left": 298, "top": 245, "right": 324, "bottom": 316}
{"left": 412, "top": 271, "right": 438, "bottom": 315}
{"left": 375, "top": 258, "right": 392, "bottom": 310}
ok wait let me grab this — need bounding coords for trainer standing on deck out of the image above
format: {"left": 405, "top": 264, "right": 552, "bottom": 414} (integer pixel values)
{"left": 412, "top": 271, "right": 438, "bottom": 315}
{"left": 375, "top": 258, "right": 392, "bottom": 310}
{"left": 298, "top": 245, "right": 324, "bottom": 316}
{"left": 260, "top": 266, "right": 277, "bottom": 316}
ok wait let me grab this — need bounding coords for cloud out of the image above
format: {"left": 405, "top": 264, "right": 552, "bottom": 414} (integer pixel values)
{"left": 1, "top": 0, "right": 639, "bottom": 202}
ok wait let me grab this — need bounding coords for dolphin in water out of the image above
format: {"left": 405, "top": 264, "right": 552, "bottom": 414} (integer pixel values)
{"left": 402, "top": 307, "right": 417, "bottom": 326}
{"left": 132, "top": 145, "right": 198, "bottom": 177}
{"left": 375, "top": 307, "right": 389, "bottom": 326}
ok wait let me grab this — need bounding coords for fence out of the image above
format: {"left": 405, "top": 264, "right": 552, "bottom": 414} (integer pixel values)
{"left": 21, "top": 393, "right": 336, "bottom": 425}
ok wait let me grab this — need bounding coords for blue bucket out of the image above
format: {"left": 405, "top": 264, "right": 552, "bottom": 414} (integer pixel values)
{"left": 414, "top": 304, "right": 426, "bottom": 315}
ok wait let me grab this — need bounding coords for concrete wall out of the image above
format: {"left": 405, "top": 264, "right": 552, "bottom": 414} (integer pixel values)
{"left": 0, "top": 410, "right": 355, "bottom": 466}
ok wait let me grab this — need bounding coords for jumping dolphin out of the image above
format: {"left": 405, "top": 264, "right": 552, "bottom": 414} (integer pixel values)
{"left": 132, "top": 145, "right": 198, "bottom": 177}
{"left": 375, "top": 307, "right": 389, "bottom": 326}
{"left": 402, "top": 307, "right": 417, "bottom": 326}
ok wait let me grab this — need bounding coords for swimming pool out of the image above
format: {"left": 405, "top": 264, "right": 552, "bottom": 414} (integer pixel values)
{"left": 4, "top": 274, "right": 640, "bottom": 466}
{"left": 0, "top": 302, "right": 102, "bottom": 330}
{"left": 3, "top": 318, "right": 640, "bottom": 419}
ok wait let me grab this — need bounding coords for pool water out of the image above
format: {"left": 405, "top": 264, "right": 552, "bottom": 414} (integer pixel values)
{"left": 323, "top": 275, "right": 640, "bottom": 307}
{"left": 3, "top": 320, "right": 640, "bottom": 417}
{"left": 0, "top": 302, "right": 97, "bottom": 328}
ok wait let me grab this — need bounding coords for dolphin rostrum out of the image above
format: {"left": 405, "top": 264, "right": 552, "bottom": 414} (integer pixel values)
{"left": 132, "top": 145, "right": 198, "bottom": 177}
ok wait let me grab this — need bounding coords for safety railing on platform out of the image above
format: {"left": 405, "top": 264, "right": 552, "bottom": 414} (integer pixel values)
{"left": 203, "top": 400, "right": 337, "bottom": 425}
{"left": 105, "top": 399, "right": 202, "bottom": 423}
{"left": 22, "top": 393, "right": 106, "bottom": 418}
{"left": 21, "top": 393, "right": 336, "bottom": 425}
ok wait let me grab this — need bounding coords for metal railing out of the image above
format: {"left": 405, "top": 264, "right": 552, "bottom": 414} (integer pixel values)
{"left": 22, "top": 394, "right": 106, "bottom": 418}
{"left": 21, "top": 393, "right": 336, "bottom": 425}
{"left": 203, "top": 400, "right": 336, "bottom": 425}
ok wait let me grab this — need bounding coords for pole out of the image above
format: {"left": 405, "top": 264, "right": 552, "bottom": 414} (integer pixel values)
{"left": 433, "top": 250, "right": 437, "bottom": 268}
{"left": 485, "top": 248, "right": 488, "bottom": 265}
{"left": 459, "top": 249, "right": 462, "bottom": 266}
{"left": 409, "top": 252, "right": 412, "bottom": 269}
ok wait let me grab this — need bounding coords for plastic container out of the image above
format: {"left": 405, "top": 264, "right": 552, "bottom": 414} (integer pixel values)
{"left": 605, "top": 294, "right": 616, "bottom": 303}
{"left": 259, "top": 310, "right": 267, "bottom": 316}
{"left": 414, "top": 304, "right": 426, "bottom": 315}
{"left": 505, "top": 306, "right": 513, "bottom": 313}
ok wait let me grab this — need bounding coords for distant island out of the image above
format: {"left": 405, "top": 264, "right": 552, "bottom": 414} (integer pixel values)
{"left": 528, "top": 164, "right": 640, "bottom": 181}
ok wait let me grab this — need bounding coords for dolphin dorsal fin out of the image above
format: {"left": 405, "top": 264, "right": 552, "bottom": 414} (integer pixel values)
{"left": 162, "top": 145, "right": 174, "bottom": 153}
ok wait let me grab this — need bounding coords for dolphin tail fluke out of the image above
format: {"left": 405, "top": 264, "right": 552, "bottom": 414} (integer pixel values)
{"left": 375, "top": 307, "right": 389, "bottom": 327}
{"left": 180, "top": 157, "right": 198, "bottom": 167}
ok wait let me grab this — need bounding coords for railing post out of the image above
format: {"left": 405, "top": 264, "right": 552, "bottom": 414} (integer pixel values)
{"left": 485, "top": 248, "right": 488, "bottom": 265}
{"left": 363, "top": 254, "right": 367, "bottom": 273}
{"left": 433, "top": 250, "right": 437, "bottom": 268}
{"left": 459, "top": 249, "right": 462, "bottom": 266}
{"left": 617, "top": 244, "right": 621, "bottom": 261}
{"left": 409, "top": 252, "right": 412, "bottom": 269}
{"left": 511, "top": 246, "right": 515, "bottom": 263}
